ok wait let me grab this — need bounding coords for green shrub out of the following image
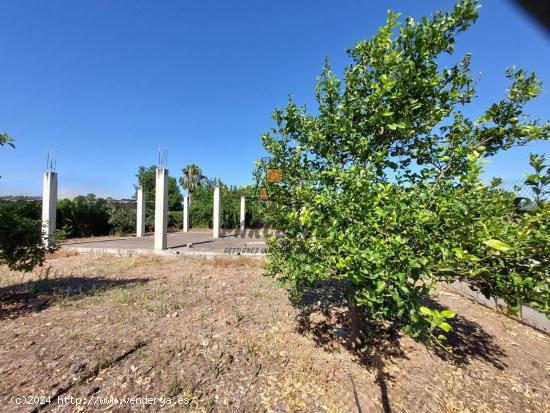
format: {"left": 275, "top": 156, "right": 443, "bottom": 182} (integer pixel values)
{"left": 0, "top": 200, "right": 54, "bottom": 271}
{"left": 0, "top": 135, "right": 54, "bottom": 271}
{"left": 57, "top": 194, "right": 111, "bottom": 237}
{"left": 108, "top": 207, "right": 136, "bottom": 235}
{"left": 168, "top": 210, "right": 183, "bottom": 231}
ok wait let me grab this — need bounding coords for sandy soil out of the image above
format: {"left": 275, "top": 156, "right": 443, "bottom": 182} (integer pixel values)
{"left": 0, "top": 253, "right": 548, "bottom": 412}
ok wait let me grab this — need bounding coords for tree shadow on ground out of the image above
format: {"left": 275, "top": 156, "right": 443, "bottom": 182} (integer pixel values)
{"left": 293, "top": 279, "right": 402, "bottom": 413}
{"left": 292, "top": 279, "right": 508, "bottom": 412}
{"left": 422, "top": 297, "right": 507, "bottom": 370}
{"left": 0, "top": 275, "right": 150, "bottom": 321}
{"left": 294, "top": 279, "right": 406, "bottom": 365}
{"left": 294, "top": 279, "right": 507, "bottom": 368}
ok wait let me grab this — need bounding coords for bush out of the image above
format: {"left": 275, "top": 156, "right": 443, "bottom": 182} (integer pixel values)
{"left": 57, "top": 195, "right": 140, "bottom": 237}
{"left": 188, "top": 186, "right": 213, "bottom": 228}
{"left": 0, "top": 200, "right": 54, "bottom": 271}
{"left": 168, "top": 210, "right": 183, "bottom": 231}
{"left": 57, "top": 194, "right": 111, "bottom": 237}
{"left": 1, "top": 133, "right": 55, "bottom": 271}
{"left": 108, "top": 207, "right": 136, "bottom": 235}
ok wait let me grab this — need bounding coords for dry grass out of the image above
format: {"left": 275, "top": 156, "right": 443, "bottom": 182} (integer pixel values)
{"left": 46, "top": 249, "right": 80, "bottom": 260}
{"left": 208, "top": 256, "right": 266, "bottom": 268}
{"left": 0, "top": 255, "right": 548, "bottom": 412}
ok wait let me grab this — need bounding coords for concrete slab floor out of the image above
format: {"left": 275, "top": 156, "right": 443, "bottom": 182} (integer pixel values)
{"left": 61, "top": 230, "right": 271, "bottom": 257}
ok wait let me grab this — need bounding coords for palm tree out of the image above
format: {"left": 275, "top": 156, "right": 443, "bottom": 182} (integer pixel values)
{"left": 0, "top": 132, "right": 15, "bottom": 148}
{"left": 179, "top": 164, "right": 206, "bottom": 202}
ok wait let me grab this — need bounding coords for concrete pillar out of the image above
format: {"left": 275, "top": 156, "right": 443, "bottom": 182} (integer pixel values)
{"left": 154, "top": 168, "right": 168, "bottom": 251}
{"left": 240, "top": 195, "right": 246, "bottom": 233}
{"left": 213, "top": 186, "right": 221, "bottom": 238}
{"left": 136, "top": 187, "right": 145, "bottom": 237}
{"left": 41, "top": 171, "right": 58, "bottom": 247}
{"left": 183, "top": 195, "right": 189, "bottom": 232}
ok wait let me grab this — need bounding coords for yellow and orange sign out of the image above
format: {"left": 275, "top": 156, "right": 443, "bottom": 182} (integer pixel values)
{"left": 267, "top": 169, "right": 283, "bottom": 183}
{"left": 259, "top": 188, "right": 269, "bottom": 200}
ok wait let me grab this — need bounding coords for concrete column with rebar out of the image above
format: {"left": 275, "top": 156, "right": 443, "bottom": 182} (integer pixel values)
{"left": 41, "top": 171, "right": 58, "bottom": 247}
{"left": 136, "top": 187, "right": 145, "bottom": 237}
{"left": 213, "top": 186, "right": 221, "bottom": 238}
{"left": 240, "top": 195, "right": 245, "bottom": 233}
{"left": 154, "top": 168, "right": 168, "bottom": 250}
{"left": 183, "top": 195, "right": 189, "bottom": 232}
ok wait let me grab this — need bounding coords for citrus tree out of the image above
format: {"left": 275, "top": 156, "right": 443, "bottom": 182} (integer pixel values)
{"left": 256, "top": 0, "right": 549, "bottom": 346}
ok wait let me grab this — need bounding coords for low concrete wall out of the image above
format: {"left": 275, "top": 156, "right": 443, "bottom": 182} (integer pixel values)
{"left": 63, "top": 246, "right": 265, "bottom": 258}
{"left": 447, "top": 281, "right": 549, "bottom": 333}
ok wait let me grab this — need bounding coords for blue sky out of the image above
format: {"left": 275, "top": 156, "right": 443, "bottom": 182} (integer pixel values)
{"left": 0, "top": 0, "right": 548, "bottom": 198}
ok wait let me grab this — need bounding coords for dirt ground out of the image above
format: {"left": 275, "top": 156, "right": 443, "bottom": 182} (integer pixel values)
{"left": 0, "top": 253, "right": 548, "bottom": 412}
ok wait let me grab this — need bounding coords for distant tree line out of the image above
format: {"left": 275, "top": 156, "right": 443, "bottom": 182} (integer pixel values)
{"left": 2, "top": 133, "right": 265, "bottom": 271}
{"left": 0, "top": 196, "right": 138, "bottom": 238}
{"left": 0, "top": 164, "right": 264, "bottom": 247}
{"left": 186, "top": 181, "right": 263, "bottom": 229}
{"left": 136, "top": 164, "right": 264, "bottom": 231}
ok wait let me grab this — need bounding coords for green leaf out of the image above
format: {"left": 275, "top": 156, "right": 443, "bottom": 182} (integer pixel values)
{"left": 440, "top": 310, "right": 456, "bottom": 319}
{"left": 399, "top": 285, "right": 410, "bottom": 294}
{"left": 439, "top": 322, "right": 452, "bottom": 333}
{"left": 483, "top": 239, "right": 512, "bottom": 253}
{"left": 507, "top": 303, "right": 520, "bottom": 315}
{"left": 376, "top": 280, "right": 386, "bottom": 293}
{"left": 452, "top": 247, "right": 464, "bottom": 259}
{"left": 463, "top": 254, "right": 481, "bottom": 262}
{"left": 419, "top": 306, "right": 432, "bottom": 316}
